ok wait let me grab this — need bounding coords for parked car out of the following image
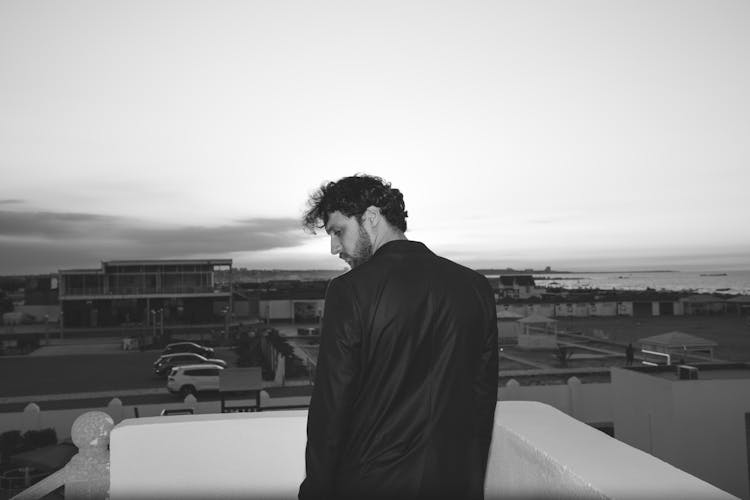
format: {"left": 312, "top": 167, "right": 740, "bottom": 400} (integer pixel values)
{"left": 153, "top": 352, "right": 227, "bottom": 376}
{"left": 161, "top": 341, "right": 215, "bottom": 358}
{"left": 167, "top": 364, "right": 224, "bottom": 397}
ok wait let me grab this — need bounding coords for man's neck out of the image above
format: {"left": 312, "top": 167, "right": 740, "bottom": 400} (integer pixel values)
{"left": 371, "top": 229, "right": 407, "bottom": 254}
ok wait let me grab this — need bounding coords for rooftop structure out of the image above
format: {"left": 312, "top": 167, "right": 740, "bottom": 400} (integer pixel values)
{"left": 498, "top": 274, "right": 544, "bottom": 299}
{"left": 59, "top": 259, "right": 232, "bottom": 299}
{"left": 638, "top": 331, "right": 718, "bottom": 365}
{"left": 57, "top": 259, "right": 232, "bottom": 330}
{"left": 613, "top": 363, "right": 750, "bottom": 499}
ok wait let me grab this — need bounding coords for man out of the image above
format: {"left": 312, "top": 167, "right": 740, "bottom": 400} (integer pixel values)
{"left": 299, "top": 174, "right": 499, "bottom": 500}
{"left": 626, "top": 343, "right": 634, "bottom": 366}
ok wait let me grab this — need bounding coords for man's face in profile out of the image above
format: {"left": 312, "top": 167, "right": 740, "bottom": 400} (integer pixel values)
{"left": 325, "top": 211, "right": 373, "bottom": 269}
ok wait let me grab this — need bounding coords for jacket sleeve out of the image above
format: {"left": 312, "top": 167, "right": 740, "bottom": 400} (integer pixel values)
{"left": 470, "top": 278, "right": 499, "bottom": 497}
{"left": 299, "top": 278, "right": 362, "bottom": 500}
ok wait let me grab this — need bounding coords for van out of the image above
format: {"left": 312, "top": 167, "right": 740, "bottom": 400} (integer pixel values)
{"left": 167, "top": 364, "right": 224, "bottom": 397}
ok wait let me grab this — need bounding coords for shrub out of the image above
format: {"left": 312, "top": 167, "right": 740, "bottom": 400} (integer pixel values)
{"left": 0, "top": 427, "right": 60, "bottom": 464}
{"left": 0, "top": 431, "right": 23, "bottom": 463}
{"left": 22, "top": 428, "right": 57, "bottom": 450}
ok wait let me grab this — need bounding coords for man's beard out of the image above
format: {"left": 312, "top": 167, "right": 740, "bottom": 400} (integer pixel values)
{"left": 343, "top": 223, "right": 373, "bottom": 269}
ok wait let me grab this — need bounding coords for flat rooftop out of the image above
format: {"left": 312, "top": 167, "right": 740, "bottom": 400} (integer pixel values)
{"left": 627, "top": 362, "right": 750, "bottom": 381}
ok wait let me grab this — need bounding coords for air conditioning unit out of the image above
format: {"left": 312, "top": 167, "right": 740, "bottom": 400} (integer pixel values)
{"left": 677, "top": 365, "right": 698, "bottom": 380}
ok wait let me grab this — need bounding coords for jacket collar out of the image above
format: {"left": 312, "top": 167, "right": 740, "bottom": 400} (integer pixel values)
{"left": 373, "top": 239, "right": 430, "bottom": 258}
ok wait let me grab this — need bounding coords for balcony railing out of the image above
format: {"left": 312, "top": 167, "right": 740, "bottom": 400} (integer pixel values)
{"left": 9, "top": 401, "right": 738, "bottom": 500}
{"left": 60, "top": 285, "right": 226, "bottom": 297}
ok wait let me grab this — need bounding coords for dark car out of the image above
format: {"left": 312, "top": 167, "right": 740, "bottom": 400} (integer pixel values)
{"left": 161, "top": 342, "right": 215, "bottom": 358}
{"left": 153, "top": 352, "right": 227, "bottom": 376}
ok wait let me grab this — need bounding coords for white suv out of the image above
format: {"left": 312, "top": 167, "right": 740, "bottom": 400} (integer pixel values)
{"left": 167, "top": 364, "right": 224, "bottom": 397}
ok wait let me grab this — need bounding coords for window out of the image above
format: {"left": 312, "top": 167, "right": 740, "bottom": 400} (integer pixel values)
{"left": 185, "top": 368, "right": 218, "bottom": 377}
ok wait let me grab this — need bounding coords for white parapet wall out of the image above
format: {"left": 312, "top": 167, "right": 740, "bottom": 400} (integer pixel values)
{"left": 500, "top": 379, "right": 614, "bottom": 425}
{"left": 490, "top": 401, "right": 737, "bottom": 500}
{"left": 109, "top": 401, "right": 737, "bottom": 500}
{"left": 0, "top": 391, "right": 312, "bottom": 441}
{"left": 110, "top": 411, "right": 308, "bottom": 499}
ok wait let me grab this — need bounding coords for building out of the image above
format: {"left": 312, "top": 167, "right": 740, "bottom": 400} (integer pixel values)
{"left": 498, "top": 275, "right": 544, "bottom": 299}
{"left": 681, "top": 294, "right": 728, "bottom": 316}
{"left": 516, "top": 313, "right": 558, "bottom": 349}
{"left": 727, "top": 295, "right": 750, "bottom": 316}
{"left": 237, "top": 280, "right": 327, "bottom": 324}
{"left": 496, "top": 289, "right": 696, "bottom": 318}
{"left": 638, "top": 331, "right": 718, "bottom": 365}
{"left": 496, "top": 308, "right": 524, "bottom": 344}
{"left": 612, "top": 363, "right": 750, "bottom": 499}
{"left": 58, "top": 259, "right": 233, "bottom": 330}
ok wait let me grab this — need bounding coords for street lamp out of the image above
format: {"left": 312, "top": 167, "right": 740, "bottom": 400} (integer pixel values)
{"left": 159, "top": 308, "right": 164, "bottom": 341}
{"left": 151, "top": 308, "right": 164, "bottom": 344}
{"left": 151, "top": 309, "right": 157, "bottom": 341}
{"left": 222, "top": 306, "right": 229, "bottom": 338}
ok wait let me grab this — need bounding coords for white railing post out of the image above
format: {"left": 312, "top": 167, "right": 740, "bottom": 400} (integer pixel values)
{"left": 107, "top": 398, "right": 123, "bottom": 423}
{"left": 64, "top": 410, "right": 113, "bottom": 499}
{"left": 11, "top": 410, "right": 113, "bottom": 500}
{"left": 567, "top": 376, "right": 582, "bottom": 419}
{"left": 183, "top": 394, "right": 197, "bottom": 413}
{"left": 21, "top": 403, "right": 40, "bottom": 433}
{"left": 275, "top": 352, "right": 286, "bottom": 385}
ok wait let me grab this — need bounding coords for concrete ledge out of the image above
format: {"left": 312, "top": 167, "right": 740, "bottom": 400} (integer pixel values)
{"left": 488, "top": 401, "right": 737, "bottom": 499}
{"left": 108, "top": 402, "right": 738, "bottom": 500}
{"left": 110, "top": 411, "right": 308, "bottom": 499}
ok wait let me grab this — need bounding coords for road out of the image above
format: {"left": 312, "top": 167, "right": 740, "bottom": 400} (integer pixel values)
{"left": 0, "top": 348, "right": 237, "bottom": 398}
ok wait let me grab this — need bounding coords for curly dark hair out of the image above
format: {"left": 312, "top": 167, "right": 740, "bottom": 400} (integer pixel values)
{"left": 302, "top": 174, "right": 408, "bottom": 233}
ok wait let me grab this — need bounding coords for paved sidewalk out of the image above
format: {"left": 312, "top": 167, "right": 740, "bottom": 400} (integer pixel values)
{"left": 28, "top": 343, "right": 131, "bottom": 356}
{"left": 24, "top": 338, "right": 236, "bottom": 357}
{"left": 0, "top": 387, "right": 168, "bottom": 405}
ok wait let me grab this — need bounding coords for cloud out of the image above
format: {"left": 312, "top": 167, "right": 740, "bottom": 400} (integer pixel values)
{"left": 0, "top": 211, "right": 117, "bottom": 239}
{"left": 525, "top": 211, "right": 584, "bottom": 225}
{"left": 527, "top": 219, "right": 556, "bottom": 225}
{"left": 0, "top": 199, "right": 24, "bottom": 205}
{"left": 0, "top": 210, "right": 307, "bottom": 274}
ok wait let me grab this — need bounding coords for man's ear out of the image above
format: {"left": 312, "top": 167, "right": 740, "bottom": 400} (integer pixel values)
{"left": 364, "top": 206, "right": 381, "bottom": 228}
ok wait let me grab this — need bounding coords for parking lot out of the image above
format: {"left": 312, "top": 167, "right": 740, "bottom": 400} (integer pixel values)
{"left": 0, "top": 345, "right": 237, "bottom": 399}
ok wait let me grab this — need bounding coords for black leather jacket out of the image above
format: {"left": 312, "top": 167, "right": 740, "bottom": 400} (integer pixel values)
{"left": 300, "top": 240, "right": 499, "bottom": 500}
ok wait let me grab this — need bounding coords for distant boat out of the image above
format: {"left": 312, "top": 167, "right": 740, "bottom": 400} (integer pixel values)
{"left": 700, "top": 273, "right": 728, "bottom": 277}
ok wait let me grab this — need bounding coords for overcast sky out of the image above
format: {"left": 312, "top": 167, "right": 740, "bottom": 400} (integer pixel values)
{"left": 1, "top": 0, "right": 749, "bottom": 274}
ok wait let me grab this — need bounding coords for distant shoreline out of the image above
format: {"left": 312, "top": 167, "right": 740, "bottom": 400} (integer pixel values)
{"left": 476, "top": 269, "right": 677, "bottom": 275}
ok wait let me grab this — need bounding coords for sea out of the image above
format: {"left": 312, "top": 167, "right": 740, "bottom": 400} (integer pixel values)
{"left": 492, "top": 270, "right": 750, "bottom": 296}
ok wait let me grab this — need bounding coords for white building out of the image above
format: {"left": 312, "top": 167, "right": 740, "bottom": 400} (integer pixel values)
{"left": 498, "top": 275, "right": 544, "bottom": 299}
{"left": 516, "top": 314, "right": 558, "bottom": 349}
{"left": 612, "top": 364, "right": 750, "bottom": 500}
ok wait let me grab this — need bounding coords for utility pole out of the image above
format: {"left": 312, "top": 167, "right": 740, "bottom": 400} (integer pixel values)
{"left": 159, "top": 308, "right": 164, "bottom": 342}
{"left": 223, "top": 306, "right": 229, "bottom": 339}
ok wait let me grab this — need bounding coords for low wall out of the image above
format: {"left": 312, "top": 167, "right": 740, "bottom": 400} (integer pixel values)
{"left": 488, "top": 401, "right": 736, "bottom": 499}
{"left": 0, "top": 392, "right": 312, "bottom": 441}
{"left": 2, "top": 379, "right": 613, "bottom": 443}
{"left": 108, "top": 402, "right": 737, "bottom": 499}
{"left": 499, "top": 379, "right": 613, "bottom": 424}
{"left": 2, "top": 380, "right": 610, "bottom": 443}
